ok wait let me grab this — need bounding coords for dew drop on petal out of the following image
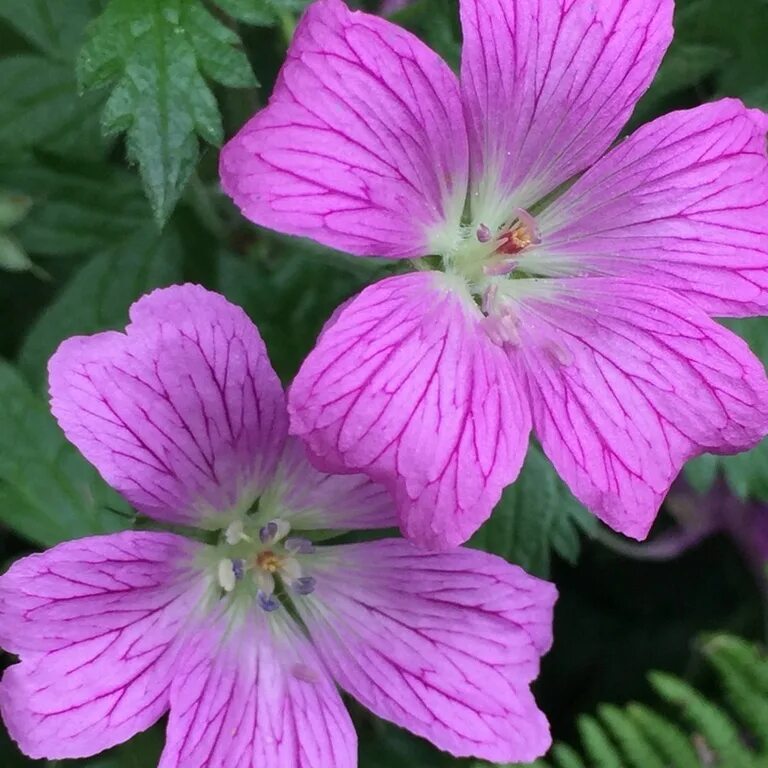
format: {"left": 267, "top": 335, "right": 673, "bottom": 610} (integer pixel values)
{"left": 291, "top": 663, "right": 321, "bottom": 684}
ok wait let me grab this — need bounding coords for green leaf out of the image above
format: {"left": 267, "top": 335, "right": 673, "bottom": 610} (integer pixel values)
{"left": 0, "top": 155, "right": 150, "bottom": 257}
{"left": 18, "top": 226, "right": 184, "bottom": 389}
{"left": 0, "top": 190, "right": 32, "bottom": 229}
{"left": 0, "top": 55, "right": 105, "bottom": 160}
{"left": 216, "top": 241, "right": 388, "bottom": 381}
{"left": 684, "top": 317, "right": 768, "bottom": 500}
{"left": 0, "top": 0, "right": 97, "bottom": 60}
{"left": 631, "top": 42, "right": 729, "bottom": 126}
{"left": 213, "top": 0, "right": 313, "bottom": 25}
{"left": 469, "top": 443, "right": 596, "bottom": 577}
{"left": 0, "top": 234, "right": 34, "bottom": 272}
{"left": 77, "top": 0, "right": 256, "bottom": 225}
{"left": 0, "top": 360, "right": 132, "bottom": 546}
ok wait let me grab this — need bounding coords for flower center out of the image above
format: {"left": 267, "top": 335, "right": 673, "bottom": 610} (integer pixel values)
{"left": 445, "top": 207, "right": 541, "bottom": 285}
{"left": 215, "top": 517, "right": 316, "bottom": 613}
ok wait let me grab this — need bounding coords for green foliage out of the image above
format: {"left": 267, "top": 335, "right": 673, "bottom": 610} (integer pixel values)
{"left": 0, "top": 190, "right": 34, "bottom": 273}
{"left": 77, "top": 0, "right": 256, "bottom": 225}
{"left": 19, "top": 226, "right": 184, "bottom": 388}
{"left": 213, "top": 0, "right": 313, "bottom": 26}
{"left": 470, "top": 444, "right": 597, "bottom": 577}
{"left": 685, "top": 317, "right": 768, "bottom": 500}
{"left": 0, "top": 360, "right": 132, "bottom": 547}
{"left": 493, "top": 635, "right": 768, "bottom": 768}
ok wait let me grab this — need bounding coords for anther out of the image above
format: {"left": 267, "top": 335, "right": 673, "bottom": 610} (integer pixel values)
{"left": 476, "top": 223, "right": 492, "bottom": 243}
{"left": 217, "top": 559, "right": 237, "bottom": 593}
{"left": 285, "top": 537, "right": 314, "bottom": 555}
{"left": 225, "top": 519, "right": 251, "bottom": 545}
{"left": 257, "top": 590, "right": 280, "bottom": 612}
{"left": 292, "top": 576, "right": 317, "bottom": 596}
{"left": 259, "top": 519, "right": 290, "bottom": 544}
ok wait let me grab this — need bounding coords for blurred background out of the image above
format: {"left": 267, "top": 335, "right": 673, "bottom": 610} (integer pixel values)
{"left": 1, "top": 0, "right": 768, "bottom": 765}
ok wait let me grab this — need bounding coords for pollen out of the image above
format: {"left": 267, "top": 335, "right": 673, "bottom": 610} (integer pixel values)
{"left": 498, "top": 224, "right": 534, "bottom": 254}
{"left": 256, "top": 550, "right": 282, "bottom": 573}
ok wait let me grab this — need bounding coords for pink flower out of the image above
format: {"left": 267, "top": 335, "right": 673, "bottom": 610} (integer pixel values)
{"left": 220, "top": 0, "right": 768, "bottom": 549}
{"left": 0, "top": 285, "right": 557, "bottom": 765}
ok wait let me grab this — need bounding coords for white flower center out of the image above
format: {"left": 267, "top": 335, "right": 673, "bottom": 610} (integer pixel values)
{"left": 216, "top": 518, "right": 316, "bottom": 612}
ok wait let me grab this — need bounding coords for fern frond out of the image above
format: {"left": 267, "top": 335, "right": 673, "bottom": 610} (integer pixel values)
{"left": 485, "top": 634, "right": 768, "bottom": 768}
{"left": 624, "top": 702, "right": 700, "bottom": 768}
{"left": 597, "top": 703, "right": 666, "bottom": 768}
{"left": 701, "top": 634, "right": 768, "bottom": 750}
{"left": 651, "top": 670, "right": 754, "bottom": 768}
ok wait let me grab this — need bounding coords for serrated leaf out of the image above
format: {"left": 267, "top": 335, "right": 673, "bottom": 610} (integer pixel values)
{"left": 0, "top": 360, "right": 132, "bottom": 547}
{"left": 469, "top": 443, "right": 596, "bottom": 577}
{"left": 77, "top": 0, "right": 256, "bottom": 225}
{"left": 18, "top": 226, "right": 184, "bottom": 389}
{"left": 0, "top": 55, "right": 105, "bottom": 160}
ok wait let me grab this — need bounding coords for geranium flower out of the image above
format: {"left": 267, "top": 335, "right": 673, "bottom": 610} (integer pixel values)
{"left": 220, "top": 0, "right": 768, "bottom": 549}
{"left": 0, "top": 285, "right": 556, "bottom": 766}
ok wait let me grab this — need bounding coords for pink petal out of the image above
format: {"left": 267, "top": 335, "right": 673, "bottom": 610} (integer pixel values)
{"left": 460, "top": 0, "right": 673, "bottom": 217}
{"left": 263, "top": 435, "right": 397, "bottom": 531}
{"left": 159, "top": 611, "right": 354, "bottom": 768}
{"left": 219, "top": 0, "right": 468, "bottom": 258}
{"left": 0, "top": 531, "right": 204, "bottom": 760}
{"left": 511, "top": 278, "right": 768, "bottom": 539}
{"left": 288, "top": 272, "right": 531, "bottom": 549}
{"left": 296, "top": 539, "right": 556, "bottom": 763}
{"left": 532, "top": 100, "right": 768, "bottom": 317}
{"left": 49, "top": 284, "right": 287, "bottom": 528}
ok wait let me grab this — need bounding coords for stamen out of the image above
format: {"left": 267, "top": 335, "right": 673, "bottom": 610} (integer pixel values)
{"left": 284, "top": 537, "right": 315, "bottom": 555}
{"left": 225, "top": 519, "right": 251, "bottom": 545}
{"left": 217, "top": 559, "right": 237, "bottom": 593}
{"left": 280, "top": 557, "right": 303, "bottom": 582}
{"left": 254, "top": 569, "right": 275, "bottom": 595}
{"left": 292, "top": 576, "right": 317, "bottom": 596}
{"left": 257, "top": 590, "right": 280, "bottom": 612}
{"left": 484, "top": 258, "right": 518, "bottom": 277}
{"left": 259, "top": 519, "right": 290, "bottom": 544}
{"left": 476, "top": 223, "right": 492, "bottom": 243}
{"left": 512, "top": 207, "right": 541, "bottom": 244}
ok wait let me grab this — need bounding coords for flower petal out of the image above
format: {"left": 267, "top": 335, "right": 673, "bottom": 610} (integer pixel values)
{"left": 288, "top": 272, "right": 531, "bottom": 549}
{"left": 259, "top": 435, "right": 397, "bottom": 531}
{"left": 159, "top": 610, "right": 354, "bottom": 768}
{"left": 529, "top": 100, "right": 768, "bottom": 317}
{"left": 219, "top": 0, "right": 468, "bottom": 258}
{"left": 296, "top": 539, "right": 556, "bottom": 763}
{"left": 0, "top": 531, "right": 204, "bottom": 760}
{"left": 460, "top": 0, "right": 673, "bottom": 224}
{"left": 49, "top": 284, "right": 287, "bottom": 528}
{"left": 510, "top": 278, "right": 768, "bottom": 539}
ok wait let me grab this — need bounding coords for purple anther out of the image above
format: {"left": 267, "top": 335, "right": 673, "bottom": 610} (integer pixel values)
{"left": 476, "top": 223, "right": 492, "bottom": 243}
{"left": 285, "top": 537, "right": 315, "bottom": 555}
{"left": 232, "top": 558, "right": 244, "bottom": 580}
{"left": 257, "top": 590, "right": 280, "bottom": 612}
{"left": 292, "top": 576, "right": 317, "bottom": 595}
{"left": 259, "top": 521, "right": 278, "bottom": 543}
